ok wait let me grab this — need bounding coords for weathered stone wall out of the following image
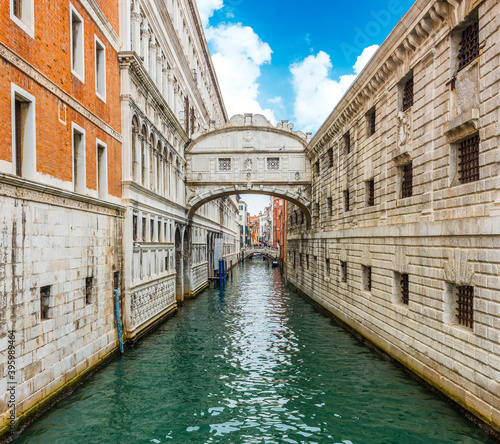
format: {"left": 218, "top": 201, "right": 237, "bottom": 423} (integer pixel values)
{"left": 288, "top": 0, "right": 500, "bottom": 433}
{"left": 0, "top": 183, "right": 124, "bottom": 434}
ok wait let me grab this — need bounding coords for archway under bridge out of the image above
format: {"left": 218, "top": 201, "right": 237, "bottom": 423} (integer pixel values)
{"left": 184, "top": 114, "right": 313, "bottom": 220}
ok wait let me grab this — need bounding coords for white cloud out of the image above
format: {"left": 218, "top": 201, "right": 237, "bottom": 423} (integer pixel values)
{"left": 290, "top": 45, "right": 379, "bottom": 134}
{"left": 206, "top": 23, "right": 277, "bottom": 123}
{"left": 196, "top": 0, "right": 224, "bottom": 27}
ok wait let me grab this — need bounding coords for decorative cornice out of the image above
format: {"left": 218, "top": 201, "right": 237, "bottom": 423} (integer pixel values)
{"left": 120, "top": 51, "right": 189, "bottom": 145}
{"left": 309, "top": 0, "right": 462, "bottom": 156}
{"left": 0, "top": 42, "right": 122, "bottom": 143}
{"left": 0, "top": 173, "right": 125, "bottom": 214}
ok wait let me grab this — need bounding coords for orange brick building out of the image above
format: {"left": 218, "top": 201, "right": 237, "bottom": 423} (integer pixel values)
{"left": 0, "top": 0, "right": 123, "bottom": 436}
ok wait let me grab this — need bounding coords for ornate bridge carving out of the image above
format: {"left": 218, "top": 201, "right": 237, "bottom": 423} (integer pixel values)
{"left": 185, "top": 114, "right": 312, "bottom": 219}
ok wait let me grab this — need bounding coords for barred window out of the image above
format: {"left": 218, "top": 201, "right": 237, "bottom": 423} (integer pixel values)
{"left": 133, "top": 215, "right": 138, "bottom": 241}
{"left": 40, "top": 285, "right": 52, "bottom": 320}
{"left": 142, "top": 217, "right": 146, "bottom": 242}
{"left": 267, "top": 157, "right": 280, "bottom": 170}
{"left": 218, "top": 158, "right": 232, "bottom": 171}
{"left": 402, "top": 76, "right": 414, "bottom": 111}
{"left": 457, "top": 286, "right": 474, "bottom": 329}
{"left": 328, "top": 148, "right": 334, "bottom": 168}
{"left": 344, "top": 131, "right": 351, "bottom": 154}
{"left": 366, "top": 179, "right": 375, "bottom": 206}
{"left": 327, "top": 197, "right": 333, "bottom": 217}
{"left": 401, "top": 162, "right": 413, "bottom": 198}
{"left": 344, "top": 189, "right": 350, "bottom": 212}
{"left": 326, "top": 258, "right": 331, "bottom": 277}
{"left": 401, "top": 274, "right": 409, "bottom": 305}
{"left": 315, "top": 160, "right": 320, "bottom": 175}
{"left": 341, "top": 261, "right": 347, "bottom": 282}
{"left": 458, "top": 134, "right": 479, "bottom": 184}
{"left": 458, "top": 21, "right": 479, "bottom": 72}
{"left": 363, "top": 266, "right": 372, "bottom": 292}
{"left": 85, "top": 276, "right": 93, "bottom": 305}
{"left": 367, "top": 108, "right": 376, "bottom": 136}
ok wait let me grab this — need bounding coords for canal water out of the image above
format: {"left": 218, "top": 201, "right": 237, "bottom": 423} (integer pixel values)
{"left": 16, "top": 261, "right": 495, "bottom": 443}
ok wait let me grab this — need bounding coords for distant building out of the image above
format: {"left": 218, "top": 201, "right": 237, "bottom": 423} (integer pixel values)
{"left": 238, "top": 199, "right": 249, "bottom": 247}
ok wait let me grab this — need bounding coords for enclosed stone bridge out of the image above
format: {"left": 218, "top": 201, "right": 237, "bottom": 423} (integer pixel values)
{"left": 185, "top": 114, "right": 312, "bottom": 219}
{"left": 243, "top": 247, "right": 279, "bottom": 260}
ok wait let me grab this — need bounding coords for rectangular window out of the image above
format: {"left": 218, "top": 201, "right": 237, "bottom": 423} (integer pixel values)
{"left": 344, "top": 131, "right": 351, "bottom": 154}
{"left": 458, "top": 20, "right": 479, "bottom": 72}
{"left": 95, "top": 36, "right": 106, "bottom": 101}
{"left": 97, "top": 141, "right": 107, "bottom": 199}
{"left": 85, "top": 276, "right": 93, "bottom": 305}
{"left": 366, "top": 179, "right": 375, "bottom": 206}
{"left": 218, "top": 158, "right": 231, "bottom": 171}
{"left": 306, "top": 254, "right": 310, "bottom": 270}
{"left": 344, "top": 189, "right": 350, "bottom": 212}
{"left": 12, "top": 85, "right": 36, "bottom": 179}
{"left": 150, "top": 220, "right": 154, "bottom": 242}
{"left": 165, "top": 256, "right": 169, "bottom": 271}
{"left": 458, "top": 134, "right": 479, "bottom": 184}
{"left": 401, "top": 273, "right": 409, "bottom": 305}
{"left": 362, "top": 266, "right": 372, "bottom": 292}
{"left": 401, "top": 162, "right": 413, "bottom": 198}
{"left": 70, "top": 5, "right": 85, "bottom": 82}
{"left": 267, "top": 157, "right": 280, "bottom": 170}
{"left": 72, "top": 124, "right": 86, "bottom": 193}
{"left": 40, "top": 285, "right": 52, "bottom": 320}
{"left": 11, "top": 0, "right": 34, "bottom": 37}
{"left": 325, "top": 258, "right": 331, "bottom": 277}
{"left": 456, "top": 285, "right": 474, "bottom": 329}
{"left": 341, "top": 261, "right": 347, "bottom": 283}
{"left": 158, "top": 221, "right": 162, "bottom": 242}
{"left": 142, "top": 217, "right": 146, "bottom": 242}
{"left": 328, "top": 148, "right": 334, "bottom": 168}
{"left": 402, "top": 75, "right": 414, "bottom": 112}
{"left": 327, "top": 197, "right": 333, "bottom": 217}
{"left": 315, "top": 160, "right": 320, "bottom": 175}
{"left": 367, "top": 108, "right": 376, "bottom": 136}
{"left": 133, "top": 215, "right": 138, "bottom": 241}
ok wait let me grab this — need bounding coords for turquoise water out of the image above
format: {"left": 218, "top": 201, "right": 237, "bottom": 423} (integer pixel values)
{"left": 16, "top": 261, "right": 495, "bottom": 443}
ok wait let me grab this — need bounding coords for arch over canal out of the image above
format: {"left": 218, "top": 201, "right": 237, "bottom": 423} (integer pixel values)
{"left": 185, "top": 114, "right": 313, "bottom": 220}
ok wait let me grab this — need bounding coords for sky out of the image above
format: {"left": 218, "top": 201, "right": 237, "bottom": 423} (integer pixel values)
{"left": 197, "top": 0, "right": 415, "bottom": 214}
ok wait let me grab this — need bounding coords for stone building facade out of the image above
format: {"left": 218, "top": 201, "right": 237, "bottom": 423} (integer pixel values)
{"left": 0, "top": 0, "right": 240, "bottom": 437}
{"left": 118, "top": 0, "right": 239, "bottom": 342}
{"left": 0, "top": 0, "right": 124, "bottom": 435}
{"left": 288, "top": 0, "right": 500, "bottom": 433}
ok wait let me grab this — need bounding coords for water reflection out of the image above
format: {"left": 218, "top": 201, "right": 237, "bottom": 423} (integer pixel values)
{"left": 15, "top": 262, "right": 495, "bottom": 444}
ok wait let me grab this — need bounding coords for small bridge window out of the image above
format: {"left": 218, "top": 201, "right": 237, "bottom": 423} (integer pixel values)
{"left": 267, "top": 157, "right": 280, "bottom": 170}
{"left": 218, "top": 158, "right": 232, "bottom": 171}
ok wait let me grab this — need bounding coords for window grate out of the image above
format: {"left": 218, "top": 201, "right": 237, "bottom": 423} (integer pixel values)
{"left": 328, "top": 148, "right": 334, "bottom": 168}
{"left": 458, "top": 21, "right": 479, "bottom": 72}
{"left": 344, "top": 132, "right": 351, "bottom": 153}
{"left": 315, "top": 161, "right": 320, "bottom": 175}
{"left": 401, "top": 162, "right": 413, "bottom": 198}
{"left": 327, "top": 197, "right": 333, "bottom": 217}
{"left": 341, "top": 261, "right": 347, "bottom": 282}
{"left": 344, "top": 190, "right": 350, "bottom": 212}
{"left": 367, "top": 180, "right": 375, "bottom": 206}
{"left": 459, "top": 134, "right": 479, "bottom": 184}
{"left": 267, "top": 157, "right": 280, "bottom": 170}
{"left": 40, "top": 286, "right": 51, "bottom": 320}
{"left": 326, "top": 258, "right": 331, "bottom": 277}
{"left": 457, "top": 286, "right": 474, "bottom": 328}
{"left": 218, "top": 158, "right": 232, "bottom": 171}
{"left": 401, "top": 274, "right": 409, "bottom": 305}
{"left": 368, "top": 110, "right": 376, "bottom": 136}
{"left": 402, "top": 77, "right": 414, "bottom": 111}
{"left": 85, "top": 277, "right": 93, "bottom": 305}
{"left": 367, "top": 267, "right": 372, "bottom": 292}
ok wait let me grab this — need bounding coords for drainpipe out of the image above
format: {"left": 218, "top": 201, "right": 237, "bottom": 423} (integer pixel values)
{"left": 114, "top": 289, "right": 124, "bottom": 354}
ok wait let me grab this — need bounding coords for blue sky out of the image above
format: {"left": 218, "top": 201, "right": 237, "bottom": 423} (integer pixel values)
{"left": 196, "top": 0, "right": 414, "bottom": 214}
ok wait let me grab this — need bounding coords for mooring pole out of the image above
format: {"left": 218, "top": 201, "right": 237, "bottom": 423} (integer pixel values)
{"left": 113, "top": 289, "right": 124, "bottom": 354}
